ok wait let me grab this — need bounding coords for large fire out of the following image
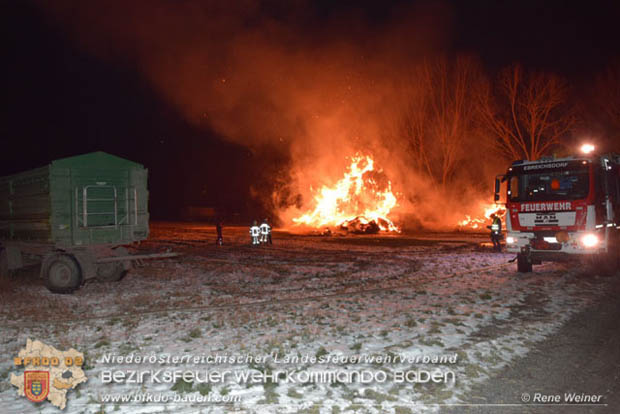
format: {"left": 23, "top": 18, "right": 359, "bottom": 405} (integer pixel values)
{"left": 458, "top": 203, "right": 506, "bottom": 230}
{"left": 292, "top": 155, "right": 400, "bottom": 232}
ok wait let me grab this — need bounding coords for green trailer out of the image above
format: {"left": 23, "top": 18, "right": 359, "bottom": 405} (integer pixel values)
{"left": 0, "top": 152, "right": 175, "bottom": 293}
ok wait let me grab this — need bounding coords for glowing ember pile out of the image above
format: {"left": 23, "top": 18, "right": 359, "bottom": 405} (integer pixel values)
{"left": 458, "top": 203, "right": 506, "bottom": 230}
{"left": 293, "top": 155, "right": 400, "bottom": 232}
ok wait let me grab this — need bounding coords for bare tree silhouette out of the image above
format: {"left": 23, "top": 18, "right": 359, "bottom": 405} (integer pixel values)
{"left": 398, "top": 55, "right": 486, "bottom": 188}
{"left": 478, "top": 64, "right": 575, "bottom": 161}
{"left": 593, "top": 61, "right": 620, "bottom": 135}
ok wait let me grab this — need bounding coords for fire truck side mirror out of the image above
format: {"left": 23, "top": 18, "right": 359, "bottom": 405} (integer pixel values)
{"left": 494, "top": 177, "right": 501, "bottom": 201}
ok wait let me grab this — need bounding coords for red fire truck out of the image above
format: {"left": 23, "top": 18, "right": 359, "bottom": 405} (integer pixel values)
{"left": 495, "top": 147, "right": 620, "bottom": 274}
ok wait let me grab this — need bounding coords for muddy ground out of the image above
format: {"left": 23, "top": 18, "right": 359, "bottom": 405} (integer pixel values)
{"left": 0, "top": 222, "right": 618, "bottom": 413}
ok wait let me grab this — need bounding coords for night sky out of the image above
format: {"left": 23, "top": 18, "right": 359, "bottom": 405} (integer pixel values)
{"left": 2, "top": 0, "right": 619, "bottom": 219}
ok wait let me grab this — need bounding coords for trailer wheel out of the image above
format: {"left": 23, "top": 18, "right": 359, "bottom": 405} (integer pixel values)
{"left": 96, "top": 262, "right": 127, "bottom": 282}
{"left": 43, "top": 254, "right": 82, "bottom": 294}
{"left": 517, "top": 253, "right": 532, "bottom": 273}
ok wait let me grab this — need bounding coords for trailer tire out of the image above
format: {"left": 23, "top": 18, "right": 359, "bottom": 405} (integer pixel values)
{"left": 96, "top": 262, "right": 127, "bottom": 282}
{"left": 43, "top": 254, "right": 82, "bottom": 294}
{"left": 517, "top": 253, "right": 532, "bottom": 273}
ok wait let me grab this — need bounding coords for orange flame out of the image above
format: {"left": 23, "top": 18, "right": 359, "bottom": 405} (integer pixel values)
{"left": 292, "top": 155, "right": 400, "bottom": 232}
{"left": 458, "top": 203, "right": 506, "bottom": 230}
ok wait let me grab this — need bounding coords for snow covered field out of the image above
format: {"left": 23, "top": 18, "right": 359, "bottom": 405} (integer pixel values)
{"left": 0, "top": 223, "right": 613, "bottom": 413}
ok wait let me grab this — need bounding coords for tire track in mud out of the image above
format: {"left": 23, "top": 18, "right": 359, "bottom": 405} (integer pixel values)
{"left": 135, "top": 237, "right": 484, "bottom": 297}
{"left": 166, "top": 255, "right": 422, "bottom": 296}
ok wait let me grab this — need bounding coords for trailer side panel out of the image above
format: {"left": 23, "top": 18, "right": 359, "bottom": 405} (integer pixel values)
{"left": 0, "top": 166, "right": 52, "bottom": 242}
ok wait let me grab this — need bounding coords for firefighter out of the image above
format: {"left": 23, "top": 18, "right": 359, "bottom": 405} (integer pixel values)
{"left": 250, "top": 220, "right": 260, "bottom": 245}
{"left": 260, "top": 218, "right": 272, "bottom": 245}
{"left": 487, "top": 213, "right": 502, "bottom": 252}
{"left": 215, "top": 219, "right": 223, "bottom": 246}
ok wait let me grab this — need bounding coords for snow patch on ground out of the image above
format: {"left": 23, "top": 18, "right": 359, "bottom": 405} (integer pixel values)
{"left": 0, "top": 225, "right": 613, "bottom": 413}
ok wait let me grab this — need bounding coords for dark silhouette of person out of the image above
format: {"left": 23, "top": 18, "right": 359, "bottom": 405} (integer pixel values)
{"left": 215, "top": 220, "right": 223, "bottom": 246}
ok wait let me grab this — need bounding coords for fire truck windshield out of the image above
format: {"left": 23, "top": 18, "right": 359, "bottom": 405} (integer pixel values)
{"left": 508, "top": 165, "right": 589, "bottom": 202}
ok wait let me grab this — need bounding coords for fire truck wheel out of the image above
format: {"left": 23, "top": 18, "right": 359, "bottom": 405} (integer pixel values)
{"left": 42, "top": 254, "right": 82, "bottom": 294}
{"left": 596, "top": 252, "right": 618, "bottom": 277}
{"left": 517, "top": 253, "right": 532, "bottom": 273}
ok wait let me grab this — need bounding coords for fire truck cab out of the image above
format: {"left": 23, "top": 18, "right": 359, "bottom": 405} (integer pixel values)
{"left": 495, "top": 152, "right": 620, "bottom": 274}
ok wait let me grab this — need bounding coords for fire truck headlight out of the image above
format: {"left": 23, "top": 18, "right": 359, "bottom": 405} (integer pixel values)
{"left": 581, "top": 233, "right": 599, "bottom": 248}
{"left": 506, "top": 236, "right": 516, "bottom": 244}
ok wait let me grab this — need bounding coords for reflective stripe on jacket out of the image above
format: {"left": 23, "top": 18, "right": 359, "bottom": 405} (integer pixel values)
{"left": 260, "top": 223, "right": 271, "bottom": 235}
{"left": 491, "top": 217, "right": 501, "bottom": 232}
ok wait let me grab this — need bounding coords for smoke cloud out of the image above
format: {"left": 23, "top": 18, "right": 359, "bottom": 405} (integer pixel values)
{"left": 38, "top": 0, "right": 499, "bottom": 229}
